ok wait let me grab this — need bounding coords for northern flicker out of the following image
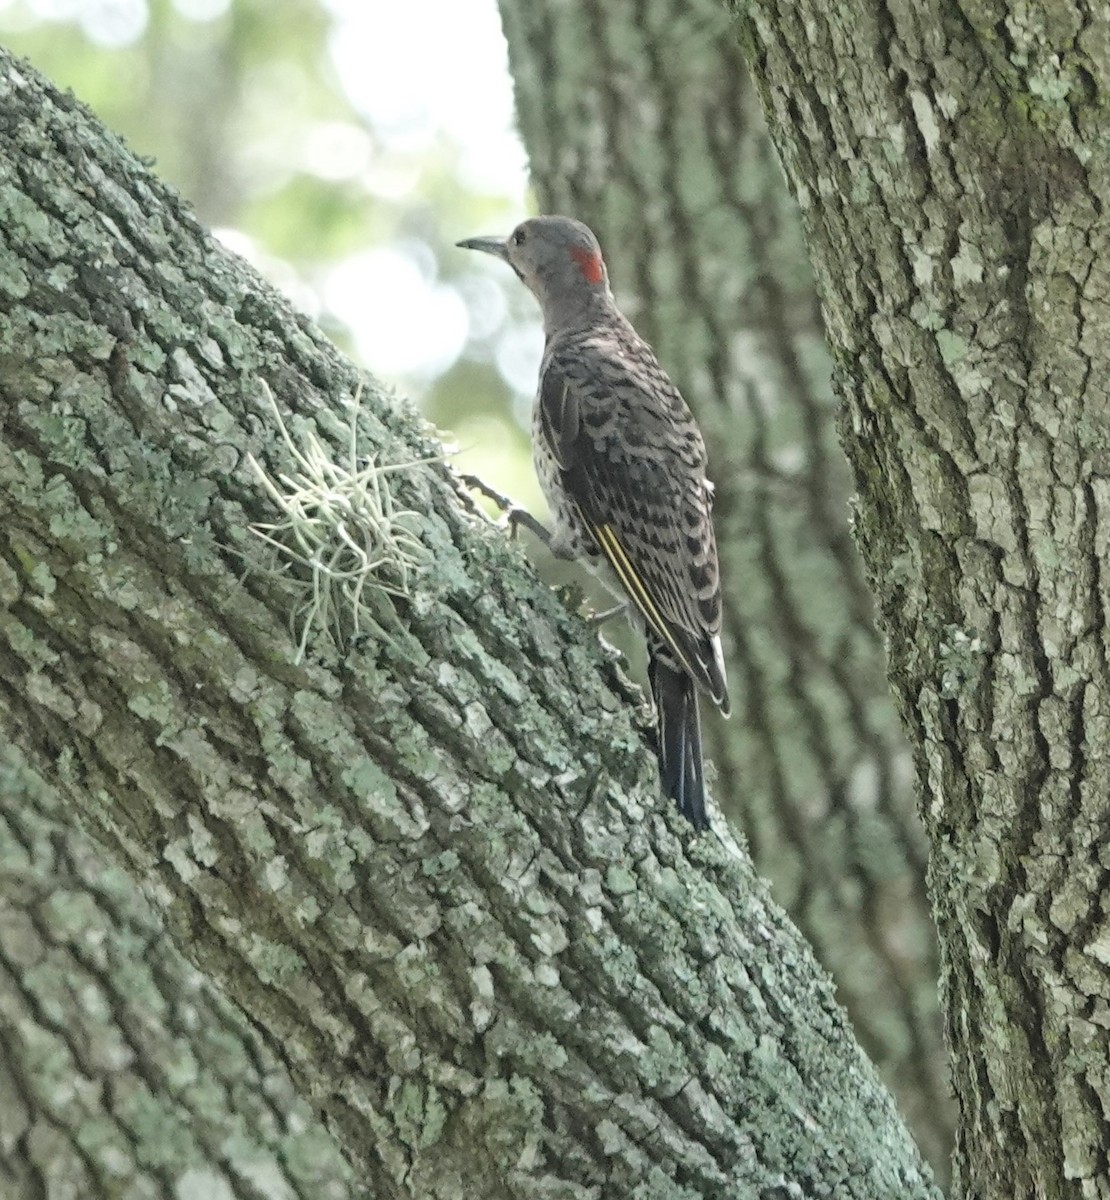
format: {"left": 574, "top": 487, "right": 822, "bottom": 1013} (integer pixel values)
{"left": 458, "top": 216, "right": 729, "bottom": 828}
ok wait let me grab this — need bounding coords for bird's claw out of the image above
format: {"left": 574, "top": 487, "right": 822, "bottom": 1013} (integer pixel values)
{"left": 503, "top": 505, "right": 553, "bottom": 546}
{"left": 460, "top": 473, "right": 515, "bottom": 515}
{"left": 461, "top": 474, "right": 554, "bottom": 546}
{"left": 588, "top": 602, "right": 628, "bottom": 627}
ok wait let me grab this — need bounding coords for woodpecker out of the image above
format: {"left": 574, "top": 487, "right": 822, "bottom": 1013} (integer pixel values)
{"left": 458, "top": 216, "right": 729, "bottom": 829}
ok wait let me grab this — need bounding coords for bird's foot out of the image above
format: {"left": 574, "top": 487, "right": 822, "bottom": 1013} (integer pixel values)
{"left": 588, "top": 601, "right": 629, "bottom": 628}
{"left": 503, "top": 505, "right": 554, "bottom": 547}
{"left": 595, "top": 632, "right": 628, "bottom": 664}
{"left": 462, "top": 475, "right": 554, "bottom": 547}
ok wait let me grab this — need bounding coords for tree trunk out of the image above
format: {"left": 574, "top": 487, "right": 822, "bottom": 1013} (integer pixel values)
{"left": 0, "top": 748, "right": 360, "bottom": 1198}
{"left": 0, "top": 49, "right": 939, "bottom": 1199}
{"left": 495, "top": 0, "right": 951, "bottom": 1171}
{"left": 736, "top": 2, "right": 1110, "bottom": 1197}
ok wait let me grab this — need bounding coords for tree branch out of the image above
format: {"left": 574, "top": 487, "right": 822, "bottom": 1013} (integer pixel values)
{"left": 0, "top": 747, "right": 361, "bottom": 1198}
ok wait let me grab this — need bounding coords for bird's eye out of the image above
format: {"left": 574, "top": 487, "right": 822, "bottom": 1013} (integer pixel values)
{"left": 512, "top": 228, "right": 526, "bottom": 246}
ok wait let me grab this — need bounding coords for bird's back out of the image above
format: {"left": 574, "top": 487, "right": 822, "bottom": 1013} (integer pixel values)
{"left": 536, "top": 314, "right": 727, "bottom": 710}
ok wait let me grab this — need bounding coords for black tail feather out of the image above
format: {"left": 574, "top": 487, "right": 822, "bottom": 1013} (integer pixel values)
{"left": 648, "top": 651, "right": 708, "bottom": 829}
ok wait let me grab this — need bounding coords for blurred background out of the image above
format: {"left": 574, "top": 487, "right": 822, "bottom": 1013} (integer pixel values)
{"left": 0, "top": 0, "right": 544, "bottom": 506}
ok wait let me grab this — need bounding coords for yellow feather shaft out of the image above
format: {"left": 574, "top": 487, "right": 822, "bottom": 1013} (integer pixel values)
{"left": 593, "top": 523, "right": 696, "bottom": 678}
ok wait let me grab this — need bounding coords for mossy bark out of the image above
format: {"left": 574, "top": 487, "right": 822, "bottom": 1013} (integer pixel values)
{"left": 735, "top": 2, "right": 1110, "bottom": 1197}
{"left": 0, "top": 49, "right": 940, "bottom": 1199}
{"left": 495, "top": 0, "right": 950, "bottom": 1171}
{"left": 0, "top": 749, "right": 360, "bottom": 1199}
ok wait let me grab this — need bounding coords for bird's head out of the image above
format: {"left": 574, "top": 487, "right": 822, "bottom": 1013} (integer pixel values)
{"left": 458, "top": 215, "right": 611, "bottom": 330}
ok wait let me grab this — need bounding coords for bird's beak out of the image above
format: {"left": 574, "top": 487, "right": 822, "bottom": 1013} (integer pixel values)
{"left": 456, "top": 235, "right": 510, "bottom": 261}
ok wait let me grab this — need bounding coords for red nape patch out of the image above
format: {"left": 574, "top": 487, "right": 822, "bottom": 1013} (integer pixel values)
{"left": 570, "top": 245, "right": 605, "bottom": 285}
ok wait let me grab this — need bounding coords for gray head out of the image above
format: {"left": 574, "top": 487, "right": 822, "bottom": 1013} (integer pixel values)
{"left": 458, "top": 215, "right": 613, "bottom": 332}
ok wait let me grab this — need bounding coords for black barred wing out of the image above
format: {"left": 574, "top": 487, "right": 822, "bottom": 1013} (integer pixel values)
{"left": 539, "top": 330, "right": 728, "bottom": 710}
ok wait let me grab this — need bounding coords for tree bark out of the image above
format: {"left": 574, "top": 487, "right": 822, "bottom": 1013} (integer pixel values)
{"left": 0, "top": 49, "right": 940, "bottom": 1199}
{"left": 495, "top": 0, "right": 951, "bottom": 1171}
{"left": 0, "top": 748, "right": 360, "bottom": 1199}
{"left": 735, "top": 2, "right": 1110, "bottom": 1197}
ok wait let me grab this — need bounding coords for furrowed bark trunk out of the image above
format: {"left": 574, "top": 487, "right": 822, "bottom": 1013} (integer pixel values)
{"left": 736, "top": 2, "right": 1110, "bottom": 1197}
{"left": 0, "top": 748, "right": 359, "bottom": 1199}
{"left": 495, "top": 0, "right": 951, "bottom": 1171}
{"left": 0, "top": 50, "right": 940, "bottom": 1199}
